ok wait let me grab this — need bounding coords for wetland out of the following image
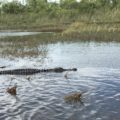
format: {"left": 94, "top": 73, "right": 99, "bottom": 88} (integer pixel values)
{"left": 0, "top": 32, "right": 120, "bottom": 120}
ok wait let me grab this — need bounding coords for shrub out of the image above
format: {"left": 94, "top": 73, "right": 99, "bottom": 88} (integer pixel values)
{"left": 2, "top": 1, "right": 25, "bottom": 14}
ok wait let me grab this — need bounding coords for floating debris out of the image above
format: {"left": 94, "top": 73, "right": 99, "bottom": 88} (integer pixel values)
{"left": 26, "top": 76, "right": 31, "bottom": 81}
{"left": 64, "top": 92, "right": 83, "bottom": 103}
{"left": 64, "top": 71, "right": 69, "bottom": 79}
{"left": 7, "top": 85, "right": 17, "bottom": 95}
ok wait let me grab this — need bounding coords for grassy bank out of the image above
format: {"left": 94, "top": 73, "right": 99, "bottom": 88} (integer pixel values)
{"left": 62, "top": 21, "right": 120, "bottom": 42}
{"left": 61, "top": 8, "right": 120, "bottom": 41}
{"left": 1, "top": 8, "right": 120, "bottom": 41}
{"left": 0, "top": 13, "right": 68, "bottom": 32}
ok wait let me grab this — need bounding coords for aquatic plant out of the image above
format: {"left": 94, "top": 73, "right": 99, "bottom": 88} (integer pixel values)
{"left": 7, "top": 85, "right": 17, "bottom": 95}
{"left": 64, "top": 92, "right": 82, "bottom": 103}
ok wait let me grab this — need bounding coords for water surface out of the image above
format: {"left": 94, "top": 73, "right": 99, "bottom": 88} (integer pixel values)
{"left": 0, "top": 31, "right": 51, "bottom": 37}
{"left": 0, "top": 37, "right": 120, "bottom": 120}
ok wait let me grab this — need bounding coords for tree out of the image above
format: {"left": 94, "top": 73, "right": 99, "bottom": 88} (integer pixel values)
{"left": 60, "top": 0, "right": 79, "bottom": 9}
{"left": 2, "top": 1, "right": 25, "bottom": 14}
{"left": 27, "top": 0, "right": 48, "bottom": 12}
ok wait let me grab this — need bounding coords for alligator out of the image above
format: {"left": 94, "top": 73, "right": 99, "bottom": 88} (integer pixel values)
{"left": 0, "top": 67, "right": 77, "bottom": 75}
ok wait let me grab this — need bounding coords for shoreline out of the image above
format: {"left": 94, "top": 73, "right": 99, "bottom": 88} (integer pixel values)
{"left": 0, "top": 21, "right": 120, "bottom": 42}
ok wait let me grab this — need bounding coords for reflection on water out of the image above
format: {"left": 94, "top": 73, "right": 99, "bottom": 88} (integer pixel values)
{"left": 0, "top": 37, "right": 120, "bottom": 120}
{"left": 0, "top": 39, "right": 48, "bottom": 59}
{"left": 0, "top": 31, "right": 41, "bottom": 37}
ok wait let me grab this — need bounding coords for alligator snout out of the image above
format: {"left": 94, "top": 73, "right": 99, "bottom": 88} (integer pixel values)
{"left": 72, "top": 68, "right": 77, "bottom": 71}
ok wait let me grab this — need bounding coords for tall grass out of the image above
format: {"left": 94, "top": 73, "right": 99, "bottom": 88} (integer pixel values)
{"left": 1, "top": 7, "right": 120, "bottom": 41}
{"left": 0, "top": 13, "right": 69, "bottom": 31}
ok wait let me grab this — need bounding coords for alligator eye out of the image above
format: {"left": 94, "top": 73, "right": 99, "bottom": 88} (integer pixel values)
{"left": 73, "top": 68, "right": 77, "bottom": 71}
{"left": 43, "top": 69, "right": 47, "bottom": 72}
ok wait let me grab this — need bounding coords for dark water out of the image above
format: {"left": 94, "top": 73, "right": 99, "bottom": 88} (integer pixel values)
{"left": 0, "top": 38, "right": 120, "bottom": 120}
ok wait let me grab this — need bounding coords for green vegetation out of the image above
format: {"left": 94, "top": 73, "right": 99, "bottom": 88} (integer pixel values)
{"left": 0, "top": 0, "right": 120, "bottom": 41}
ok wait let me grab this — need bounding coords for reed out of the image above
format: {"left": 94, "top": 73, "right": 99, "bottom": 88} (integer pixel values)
{"left": 62, "top": 20, "right": 120, "bottom": 42}
{"left": 1, "top": 8, "right": 120, "bottom": 42}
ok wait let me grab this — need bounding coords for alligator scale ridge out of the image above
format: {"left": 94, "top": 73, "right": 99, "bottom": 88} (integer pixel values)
{"left": 0, "top": 67, "right": 77, "bottom": 75}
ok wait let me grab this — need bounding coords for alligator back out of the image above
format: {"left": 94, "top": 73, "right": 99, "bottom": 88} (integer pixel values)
{"left": 0, "top": 67, "right": 77, "bottom": 75}
{"left": 0, "top": 69, "right": 44, "bottom": 75}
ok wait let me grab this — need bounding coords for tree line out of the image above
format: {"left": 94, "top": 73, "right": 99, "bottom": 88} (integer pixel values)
{"left": 0, "top": 0, "right": 120, "bottom": 16}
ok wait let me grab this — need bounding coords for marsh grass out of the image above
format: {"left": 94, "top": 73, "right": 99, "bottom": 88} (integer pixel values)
{"left": 60, "top": 9, "right": 120, "bottom": 41}
{"left": 0, "top": 34, "right": 52, "bottom": 58}
{"left": 62, "top": 21, "right": 120, "bottom": 42}
{"left": 0, "top": 13, "right": 69, "bottom": 32}
{"left": 0, "top": 10, "right": 120, "bottom": 41}
{"left": 1, "top": 8, "right": 120, "bottom": 42}
{"left": 0, "top": 28, "right": 120, "bottom": 58}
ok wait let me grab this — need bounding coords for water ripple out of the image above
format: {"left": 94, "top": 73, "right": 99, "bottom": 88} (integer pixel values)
{"left": 0, "top": 42, "right": 120, "bottom": 120}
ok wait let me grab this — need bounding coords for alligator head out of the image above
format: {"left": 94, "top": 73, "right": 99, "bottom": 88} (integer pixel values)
{"left": 52, "top": 67, "right": 77, "bottom": 73}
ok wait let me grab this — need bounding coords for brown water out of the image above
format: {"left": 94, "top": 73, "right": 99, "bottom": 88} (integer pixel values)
{"left": 0, "top": 35, "right": 120, "bottom": 120}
